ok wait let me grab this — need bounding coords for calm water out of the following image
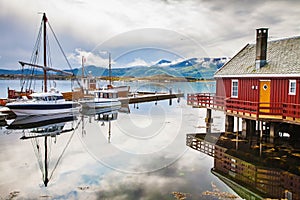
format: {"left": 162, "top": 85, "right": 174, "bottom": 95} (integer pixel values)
{"left": 0, "top": 80, "right": 244, "bottom": 199}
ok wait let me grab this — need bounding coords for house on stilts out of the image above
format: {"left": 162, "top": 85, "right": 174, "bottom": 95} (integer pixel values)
{"left": 188, "top": 28, "right": 300, "bottom": 137}
{"left": 187, "top": 28, "right": 300, "bottom": 200}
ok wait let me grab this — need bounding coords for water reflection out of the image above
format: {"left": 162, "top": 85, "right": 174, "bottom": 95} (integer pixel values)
{"left": 7, "top": 113, "right": 78, "bottom": 187}
{"left": 5, "top": 105, "right": 123, "bottom": 187}
{"left": 187, "top": 132, "right": 300, "bottom": 200}
{"left": 81, "top": 106, "right": 120, "bottom": 143}
{"left": 0, "top": 101, "right": 241, "bottom": 199}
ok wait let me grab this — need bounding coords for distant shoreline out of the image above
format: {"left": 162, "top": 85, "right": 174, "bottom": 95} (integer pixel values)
{"left": 0, "top": 74, "right": 215, "bottom": 82}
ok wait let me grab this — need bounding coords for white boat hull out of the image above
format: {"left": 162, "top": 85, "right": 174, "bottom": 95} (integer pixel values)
{"left": 6, "top": 102, "right": 81, "bottom": 116}
{"left": 10, "top": 107, "right": 80, "bottom": 116}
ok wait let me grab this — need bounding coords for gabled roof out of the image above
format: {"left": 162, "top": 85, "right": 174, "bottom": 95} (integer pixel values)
{"left": 214, "top": 36, "right": 300, "bottom": 78}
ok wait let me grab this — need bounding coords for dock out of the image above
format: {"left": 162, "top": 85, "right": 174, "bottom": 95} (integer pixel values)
{"left": 0, "top": 91, "right": 184, "bottom": 118}
{"left": 119, "top": 91, "right": 184, "bottom": 104}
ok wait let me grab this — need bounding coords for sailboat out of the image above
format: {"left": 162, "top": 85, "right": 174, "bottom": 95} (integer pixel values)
{"left": 6, "top": 13, "right": 81, "bottom": 116}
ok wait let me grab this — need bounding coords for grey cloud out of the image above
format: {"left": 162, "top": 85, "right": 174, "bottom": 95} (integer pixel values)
{"left": 1, "top": 0, "right": 300, "bottom": 68}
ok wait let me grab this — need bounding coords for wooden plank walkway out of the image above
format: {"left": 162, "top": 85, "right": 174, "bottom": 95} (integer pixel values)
{"left": 119, "top": 92, "right": 184, "bottom": 104}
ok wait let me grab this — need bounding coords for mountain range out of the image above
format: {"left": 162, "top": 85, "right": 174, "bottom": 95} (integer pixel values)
{"left": 0, "top": 57, "right": 229, "bottom": 80}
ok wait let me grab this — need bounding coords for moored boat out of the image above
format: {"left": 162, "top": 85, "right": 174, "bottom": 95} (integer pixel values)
{"left": 79, "top": 89, "right": 121, "bottom": 109}
{"left": 6, "top": 90, "right": 81, "bottom": 116}
{"left": 5, "top": 13, "right": 81, "bottom": 116}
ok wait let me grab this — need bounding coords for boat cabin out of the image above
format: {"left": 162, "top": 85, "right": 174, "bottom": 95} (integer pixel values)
{"left": 94, "top": 90, "right": 118, "bottom": 99}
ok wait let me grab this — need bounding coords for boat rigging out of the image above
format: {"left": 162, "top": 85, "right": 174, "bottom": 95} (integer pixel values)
{"left": 6, "top": 13, "right": 81, "bottom": 116}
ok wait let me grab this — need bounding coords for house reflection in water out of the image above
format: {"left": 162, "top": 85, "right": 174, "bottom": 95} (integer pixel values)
{"left": 186, "top": 133, "right": 300, "bottom": 200}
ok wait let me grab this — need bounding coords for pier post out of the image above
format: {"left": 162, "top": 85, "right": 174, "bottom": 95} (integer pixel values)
{"left": 236, "top": 117, "right": 240, "bottom": 134}
{"left": 242, "top": 119, "right": 247, "bottom": 138}
{"left": 256, "top": 121, "right": 260, "bottom": 136}
{"left": 247, "top": 120, "right": 256, "bottom": 138}
{"left": 205, "top": 109, "right": 212, "bottom": 133}
{"left": 169, "top": 88, "right": 173, "bottom": 106}
{"left": 225, "top": 115, "right": 234, "bottom": 133}
{"left": 235, "top": 117, "right": 240, "bottom": 150}
{"left": 177, "top": 89, "right": 181, "bottom": 103}
{"left": 269, "top": 122, "right": 275, "bottom": 143}
{"left": 260, "top": 121, "right": 263, "bottom": 140}
{"left": 269, "top": 123, "right": 275, "bottom": 138}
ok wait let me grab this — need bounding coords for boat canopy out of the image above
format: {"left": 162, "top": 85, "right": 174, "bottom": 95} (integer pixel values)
{"left": 30, "top": 92, "right": 64, "bottom": 101}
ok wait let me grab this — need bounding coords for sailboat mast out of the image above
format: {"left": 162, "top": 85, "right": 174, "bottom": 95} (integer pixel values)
{"left": 109, "top": 53, "right": 112, "bottom": 86}
{"left": 82, "top": 56, "right": 85, "bottom": 78}
{"left": 43, "top": 13, "right": 48, "bottom": 93}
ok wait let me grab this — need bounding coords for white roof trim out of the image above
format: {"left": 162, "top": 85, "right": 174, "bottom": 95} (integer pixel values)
{"left": 214, "top": 73, "right": 300, "bottom": 78}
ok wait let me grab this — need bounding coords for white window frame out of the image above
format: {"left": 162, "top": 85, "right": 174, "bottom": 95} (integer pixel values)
{"left": 231, "top": 79, "right": 239, "bottom": 98}
{"left": 289, "top": 80, "right": 296, "bottom": 95}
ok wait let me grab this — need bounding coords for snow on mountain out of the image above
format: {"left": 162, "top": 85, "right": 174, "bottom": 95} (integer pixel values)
{"left": 0, "top": 57, "right": 230, "bottom": 79}
{"left": 155, "top": 59, "right": 172, "bottom": 66}
{"left": 153, "top": 57, "right": 229, "bottom": 69}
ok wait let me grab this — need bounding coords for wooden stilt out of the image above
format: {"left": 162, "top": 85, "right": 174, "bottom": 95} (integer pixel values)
{"left": 242, "top": 118, "right": 247, "bottom": 138}
{"left": 225, "top": 115, "right": 234, "bottom": 133}
{"left": 205, "top": 109, "right": 212, "bottom": 133}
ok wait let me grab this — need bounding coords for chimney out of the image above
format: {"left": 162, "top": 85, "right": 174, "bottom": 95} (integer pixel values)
{"left": 255, "top": 28, "right": 268, "bottom": 69}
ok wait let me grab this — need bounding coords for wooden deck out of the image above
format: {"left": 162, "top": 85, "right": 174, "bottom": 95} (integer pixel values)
{"left": 119, "top": 92, "right": 184, "bottom": 104}
{"left": 187, "top": 93, "right": 300, "bottom": 125}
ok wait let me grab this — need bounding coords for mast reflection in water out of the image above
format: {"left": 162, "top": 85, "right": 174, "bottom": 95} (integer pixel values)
{"left": 7, "top": 113, "right": 78, "bottom": 187}
{"left": 187, "top": 132, "right": 300, "bottom": 200}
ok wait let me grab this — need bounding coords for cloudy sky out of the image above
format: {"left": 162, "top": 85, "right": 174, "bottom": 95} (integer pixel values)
{"left": 1, "top": 0, "right": 300, "bottom": 69}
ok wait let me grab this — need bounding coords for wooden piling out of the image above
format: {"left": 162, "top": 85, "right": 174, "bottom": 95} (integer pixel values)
{"left": 225, "top": 115, "right": 234, "bottom": 133}
{"left": 205, "top": 109, "right": 212, "bottom": 133}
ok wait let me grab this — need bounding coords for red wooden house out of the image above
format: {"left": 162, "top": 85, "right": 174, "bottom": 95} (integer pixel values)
{"left": 188, "top": 28, "right": 300, "bottom": 127}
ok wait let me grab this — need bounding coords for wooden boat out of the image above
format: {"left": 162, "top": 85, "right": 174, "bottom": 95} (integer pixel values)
{"left": 62, "top": 53, "right": 130, "bottom": 101}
